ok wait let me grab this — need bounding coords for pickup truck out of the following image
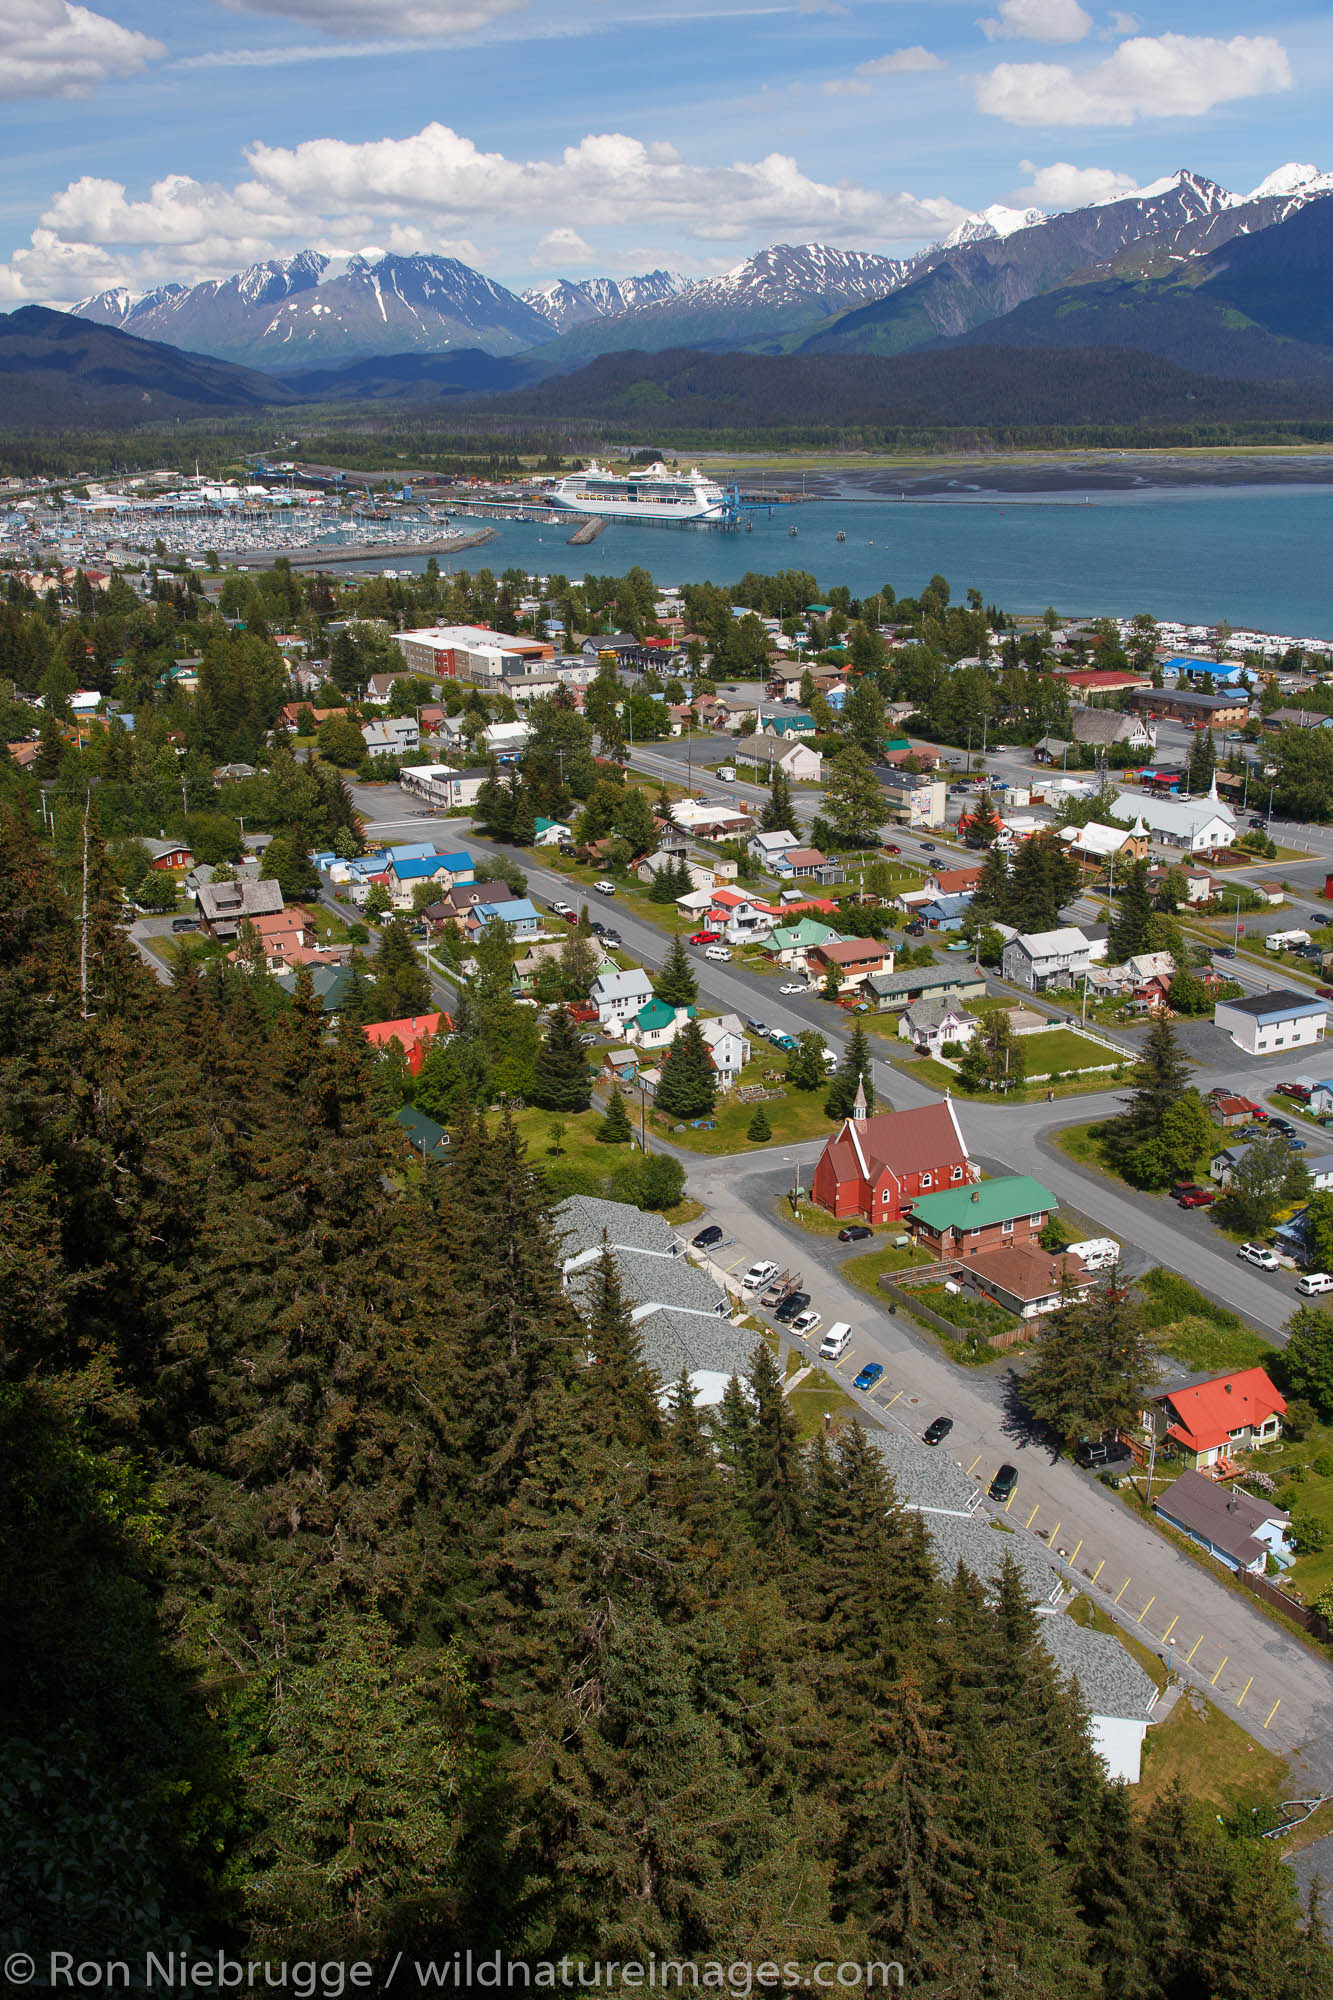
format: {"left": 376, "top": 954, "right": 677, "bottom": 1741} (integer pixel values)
{"left": 1173, "top": 1185, "right": 1216, "bottom": 1208}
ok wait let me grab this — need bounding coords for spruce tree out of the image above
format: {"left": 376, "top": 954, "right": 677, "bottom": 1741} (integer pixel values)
{"left": 582, "top": 1240, "right": 661, "bottom": 1445}
{"left": 654, "top": 1018, "right": 716, "bottom": 1118}
{"left": 760, "top": 763, "right": 795, "bottom": 832}
{"left": 1117, "top": 1012, "right": 1192, "bottom": 1149}
{"left": 1020, "top": 1277, "right": 1158, "bottom": 1449}
{"left": 746, "top": 1104, "right": 772, "bottom": 1142}
{"left": 1110, "top": 856, "right": 1154, "bottom": 961}
{"left": 969, "top": 839, "right": 1012, "bottom": 921}
{"left": 597, "top": 1085, "right": 633, "bottom": 1144}
{"left": 745, "top": 1341, "right": 803, "bottom": 1542}
{"left": 371, "top": 915, "right": 431, "bottom": 1019}
{"left": 967, "top": 789, "right": 1002, "bottom": 846}
{"left": 825, "top": 1025, "right": 875, "bottom": 1120}
{"left": 1188, "top": 726, "right": 1216, "bottom": 793}
{"left": 653, "top": 933, "right": 698, "bottom": 1007}
{"left": 530, "top": 1003, "right": 592, "bottom": 1111}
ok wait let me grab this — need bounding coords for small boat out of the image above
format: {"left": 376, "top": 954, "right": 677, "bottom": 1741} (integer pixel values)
{"left": 789, "top": 524, "right": 798, "bottom": 537}
{"left": 836, "top": 530, "right": 846, "bottom": 542}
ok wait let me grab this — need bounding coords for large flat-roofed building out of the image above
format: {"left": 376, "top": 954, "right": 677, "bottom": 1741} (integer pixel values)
{"left": 394, "top": 624, "right": 554, "bottom": 687}
{"left": 1214, "top": 988, "right": 1327, "bottom": 1056}
{"left": 1128, "top": 687, "right": 1250, "bottom": 728}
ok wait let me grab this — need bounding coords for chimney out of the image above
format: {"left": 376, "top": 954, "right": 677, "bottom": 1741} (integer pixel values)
{"left": 1224, "top": 1382, "right": 1232, "bottom": 1394}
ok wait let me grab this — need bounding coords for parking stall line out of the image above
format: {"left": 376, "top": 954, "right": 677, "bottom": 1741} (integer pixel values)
{"left": 1113, "top": 1577, "right": 1131, "bottom": 1605}
{"left": 1047, "top": 1521, "right": 1060, "bottom": 1543}
{"left": 967, "top": 1454, "right": 983, "bottom": 1474}
{"left": 1185, "top": 1635, "right": 1204, "bottom": 1665}
{"left": 1090, "top": 1559, "right": 1105, "bottom": 1586}
{"left": 1161, "top": 1615, "right": 1178, "bottom": 1644}
{"left": 1004, "top": 1487, "right": 1017, "bottom": 1513}
{"left": 1067, "top": 1538, "right": 1082, "bottom": 1565}
{"left": 1024, "top": 1505, "right": 1040, "bottom": 1529}
{"left": 1136, "top": 1595, "right": 1156, "bottom": 1625}
{"left": 1211, "top": 1656, "right": 1229, "bottom": 1687}
{"left": 1237, "top": 1677, "right": 1254, "bottom": 1709}
{"left": 1264, "top": 1699, "right": 1282, "bottom": 1729}
{"left": 883, "top": 1390, "right": 902, "bottom": 1407}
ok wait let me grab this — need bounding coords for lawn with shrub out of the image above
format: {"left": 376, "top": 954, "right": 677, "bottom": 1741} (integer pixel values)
{"left": 912, "top": 1283, "right": 1019, "bottom": 1340}
{"left": 1136, "top": 1268, "right": 1276, "bottom": 1374}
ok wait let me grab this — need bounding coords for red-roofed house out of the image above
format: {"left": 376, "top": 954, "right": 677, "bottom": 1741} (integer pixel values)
{"left": 1158, "top": 1368, "right": 1286, "bottom": 1472}
{"left": 811, "top": 1095, "right": 977, "bottom": 1222}
{"left": 363, "top": 1012, "right": 453, "bottom": 1074}
{"left": 811, "top": 935, "right": 893, "bottom": 993}
{"left": 1053, "top": 669, "right": 1152, "bottom": 695}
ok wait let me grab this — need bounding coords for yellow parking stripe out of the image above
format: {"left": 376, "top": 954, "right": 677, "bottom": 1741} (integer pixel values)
{"left": 1236, "top": 1676, "right": 1254, "bottom": 1708}
{"left": 1004, "top": 1487, "right": 1017, "bottom": 1513}
{"left": 1136, "top": 1595, "right": 1156, "bottom": 1625}
{"left": 967, "top": 1454, "right": 982, "bottom": 1474}
{"left": 1113, "top": 1577, "right": 1131, "bottom": 1605}
{"left": 1067, "top": 1538, "right": 1082, "bottom": 1565}
{"left": 1090, "top": 1559, "right": 1105, "bottom": 1585}
{"left": 1185, "top": 1635, "right": 1203, "bottom": 1665}
{"left": 1161, "top": 1615, "right": 1178, "bottom": 1643}
{"left": 1264, "top": 1699, "right": 1282, "bottom": 1728}
{"left": 1024, "top": 1505, "right": 1040, "bottom": 1529}
{"left": 1211, "top": 1655, "right": 1229, "bottom": 1687}
{"left": 884, "top": 1390, "right": 901, "bottom": 1407}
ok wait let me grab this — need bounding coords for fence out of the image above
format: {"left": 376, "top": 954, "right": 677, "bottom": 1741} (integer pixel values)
{"left": 876, "top": 1273, "right": 1027, "bottom": 1350}
{"left": 1236, "top": 1568, "right": 1331, "bottom": 1641}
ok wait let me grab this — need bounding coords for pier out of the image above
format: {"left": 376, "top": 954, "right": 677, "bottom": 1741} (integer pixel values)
{"left": 566, "top": 516, "right": 607, "bottom": 546}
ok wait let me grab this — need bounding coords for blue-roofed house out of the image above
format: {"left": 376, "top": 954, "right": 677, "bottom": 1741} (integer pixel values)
{"left": 465, "top": 897, "right": 542, "bottom": 940}
{"left": 920, "top": 893, "right": 973, "bottom": 932}
{"left": 389, "top": 853, "right": 459, "bottom": 909}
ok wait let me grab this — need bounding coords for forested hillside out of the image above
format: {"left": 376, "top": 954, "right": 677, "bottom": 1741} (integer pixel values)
{"left": 1, "top": 800, "right": 1330, "bottom": 1990}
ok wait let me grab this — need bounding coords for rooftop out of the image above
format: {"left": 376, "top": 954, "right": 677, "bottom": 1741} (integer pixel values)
{"left": 1161, "top": 1367, "right": 1286, "bottom": 1452}
{"left": 1154, "top": 1468, "right": 1289, "bottom": 1569}
{"left": 1216, "top": 989, "right": 1329, "bottom": 1023}
{"left": 555, "top": 1193, "right": 680, "bottom": 1265}
{"left": 1038, "top": 1617, "right": 1159, "bottom": 1722}
{"left": 869, "top": 1428, "right": 983, "bottom": 1517}
{"left": 924, "top": 1515, "right": 1064, "bottom": 1607}
{"left": 907, "top": 1175, "right": 1057, "bottom": 1233}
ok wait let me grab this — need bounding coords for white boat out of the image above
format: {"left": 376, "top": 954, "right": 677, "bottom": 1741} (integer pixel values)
{"left": 548, "top": 460, "right": 730, "bottom": 523}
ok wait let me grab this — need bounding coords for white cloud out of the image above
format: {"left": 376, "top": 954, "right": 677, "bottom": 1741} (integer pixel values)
{"left": 975, "top": 32, "right": 1291, "bottom": 126}
{"left": 1106, "top": 11, "right": 1138, "bottom": 32}
{"left": 822, "top": 78, "right": 870, "bottom": 95}
{"left": 858, "top": 47, "right": 945, "bottom": 76}
{"left": 1013, "top": 158, "right": 1137, "bottom": 206}
{"left": 980, "top": 0, "right": 1091, "bottom": 43}
{"left": 0, "top": 119, "right": 969, "bottom": 300}
{"left": 0, "top": 0, "right": 162, "bottom": 100}
{"left": 529, "top": 226, "right": 595, "bottom": 268}
{"left": 217, "top": 0, "right": 523, "bottom": 36}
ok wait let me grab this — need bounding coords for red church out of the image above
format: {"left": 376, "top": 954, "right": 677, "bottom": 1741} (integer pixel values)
{"left": 811, "top": 1087, "right": 977, "bottom": 1223}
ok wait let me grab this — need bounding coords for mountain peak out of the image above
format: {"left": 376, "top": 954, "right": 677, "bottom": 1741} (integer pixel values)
{"left": 942, "top": 203, "right": 1046, "bottom": 249}
{"left": 1247, "top": 162, "right": 1333, "bottom": 201}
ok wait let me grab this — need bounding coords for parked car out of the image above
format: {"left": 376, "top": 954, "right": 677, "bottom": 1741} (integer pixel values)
{"left": 1297, "top": 1271, "right": 1333, "bottom": 1295}
{"left": 988, "top": 1463, "right": 1019, "bottom": 1503}
{"left": 769, "top": 1031, "right": 796, "bottom": 1051}
{"left": 1319, "top": 987, "right": 1333, "bottom": 1002}
{"left": 590, "top": 921, "right": 607, "bottom": 936}
{"left": 742, "top": 1260, "right": 779, "bottom": 1291}
{"left": 1249, "top": 815, "right": 1267, "bottom": 829}
{"left": 904, "top": 921, "right": 926, "bottom": 937}
{"left": 746, "top": 1019, "right": 769, "bottom": 1037}
{"left": 1213, "top": 945, "right": 1236, "bottom": 959}
{"left": 692, "top": 1224, "right": 724, "bottom": 1249}
{"left": 774, "top": 1291, "right": 811, "bottom": 1324}
{"left": 882, "top": 843, "right": 901, "bottom": 856}
{"left": 1276, "top": 1082, "right": 1312, "bottom": 1102}
{"left": 778, "top": 982, "right": 808, "bottom": 995}
{"left": 1267, "top": 1116, "right": 1294, "bottom": 1135}
{"left": 922, "top": 1416, "right": 953, "bottom": 1447}
{"left": 1175, "top": 1186, "right": 1217, "bottom": 1208}
{"left": 602, "top": 932, "right": 622, "bottom": 949}
{"left": 838, "top": 1224, "right": 873, "bottom": 1242}
{"left": 818, "top": 1321, "right": 853, "bottom": 1362}
{"left": 1239, "top": 1243, "right": 1281, "bottom": 1271}
{"left": 853, "top": 1362, "right": 884, "bottom": 1392}
{"left": 550, "top": 899, "right": 574, "bottom": 917}
{"left": 593, "top": 879, "right": 617, "bottom": 895}
{"left": 690, "top": 930, "right": 721, "bottom": 945}
{"left": 171, "top": 916, "right": 200, "bottom": 933}
{"left": 790, "top": 1308, "right": 822, "bottom": 1339}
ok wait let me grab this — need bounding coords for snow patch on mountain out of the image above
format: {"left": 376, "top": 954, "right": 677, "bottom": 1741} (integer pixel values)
{"left": 942, "top": 204, "right": 1046, "bottom": 248}
{"left": 1247, "top": 162, "right": 1333, "bottom": 201}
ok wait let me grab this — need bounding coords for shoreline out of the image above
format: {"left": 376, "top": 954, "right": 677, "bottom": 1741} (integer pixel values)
{"left": 703, "top": 448, "right": 1333, "bottom": 500}
{"left": 227, "top": 528, "right": 499, "bottom": 571}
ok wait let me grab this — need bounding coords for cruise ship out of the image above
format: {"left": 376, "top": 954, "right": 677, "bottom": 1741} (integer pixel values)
{"left": 548, "top": 460, "right": 732, "bottom": 523}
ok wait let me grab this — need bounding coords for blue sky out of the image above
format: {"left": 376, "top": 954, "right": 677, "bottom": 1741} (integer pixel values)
{"left": 1, "top": 0, "right": 1330, "bottom": 304}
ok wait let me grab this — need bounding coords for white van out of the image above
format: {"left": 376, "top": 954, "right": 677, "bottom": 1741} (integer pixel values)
{"left": 704, "top": 944, "right": 732, "bottom": 963}
{"left": 1297, "top": 1271, "right": 1333, "bottom": 1295}
{"left": 717, "top": 765, "right": 736, "bottom": 782}
{"left": 818, "top": 1321, "right": 852, "bottom": 1363}
{"left": 1066, "top": 1238, "right": 1119, "bottom": 1273}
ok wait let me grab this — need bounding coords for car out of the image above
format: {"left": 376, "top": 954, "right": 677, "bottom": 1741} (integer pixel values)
{"left": 1176, "top": 1187, "right": 1217, "bottom": 1208}
{"left": 853, "top": 1362, "right": 884, "bottom": 1392}
{"left": 593, "top": 879, "right": 617, "bottom": 895}
{"left": 769, "top": 1032, "right": 797, "bottom": 1051}
{"left": 838, "top": 1224, "right": 873, "bottom": 1242}
{"left": 774, "top": 1292, "right": 811, "bottom": 1324}
{"left": 408, "top": 922, "right": 427, "bottom": 936}
{"left": 692, "top": 1224, "right": 724, "bottom": 1249}
{"left": 1320, "top": 987, "right": 1333, "bottom": 1002}
{"left": 1075, "top": 1434, "right": 1133, "bottom": 1471}
{"left": 602, "top": 932, "right": 622, "bottom": 949}
{"left": 557, "top": 842, "right": 577, "bottom": 857}
{"left": 1213, "top": 945, "right": 1236, "bottom": 959}
{"left": 1239, "top": 1243, "right": 1281, "bottom": 1271}
{"left": 1289, "top": 1137, "right": 1308, "bottom": 1151}
{"left": 1297, "top": 1271, "right": 1333, "bottom": 1295}
{"left": 904, "top": 921, "right": 926, "bottom": 937}
{"left": 1267, "top": 1116, "right": 1294, "bottom": 1135}
{"left": 779, "top": 982, "right": 808, "bottom": 995}
{"left": 1249, "top": 815, "right": 1267, "bottom": 829}
{"left": 882, "top": 843, "right": 901, "bottom": 856}
{"left": 988, "top": 1463, "right": 1019, "bottom": 1503}
{"left": 919, "top": 841, "right": 937, "bottom": 852}
{"left": 578, "top": 1031, "right": 600, "bottom": 1046}
{"left": 746, "top": 1020, "right": 769, "bottom": 1038}
{"left": 789, "top": 1308, "right": 822, "bottom": 1339}
{"left": 550, "top": 899, "right": 574, "bottom": 918}
{"left": 170, "top": 916, "right": 200, "bottom": 933}
{"left": 690, "top": 930, "right": 721, "bottom": 946}
{"left": 741, "top": 1260, "right": 779, "bottom": 1292}
{"left": 922, "top": 1416, "right": 953, "bottom": 1447}
{"left": 1276, "top": 1082, "right": 1312, "bottom": 1102}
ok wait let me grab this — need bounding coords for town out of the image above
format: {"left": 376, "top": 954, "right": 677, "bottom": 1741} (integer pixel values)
{"left": 9, "top": 539, "right": 1333, "bottom": 1981}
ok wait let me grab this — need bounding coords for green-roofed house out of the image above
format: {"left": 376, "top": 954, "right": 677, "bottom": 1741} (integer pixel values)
{"left": 274, "top": 964, "right": 357, "bottom": 1017}
{"left": 394, "top": 1105, "right": 451, "bottom": 1159}
{"left": 625, "top": 998, "right": 697, "bottom": 1051}
{"left": 762, "top": 712, "right": 816, "bottom": 739}
{"left": 905, "top": 1175, "right": 1058, "bottom": 1261}
{"left": 763, "top": 918, "right": 841, "bottom": 971}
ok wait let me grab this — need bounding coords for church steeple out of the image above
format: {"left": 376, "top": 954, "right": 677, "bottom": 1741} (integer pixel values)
{"left": 852, "top": 1075, "right": 868, "bottom": 1122}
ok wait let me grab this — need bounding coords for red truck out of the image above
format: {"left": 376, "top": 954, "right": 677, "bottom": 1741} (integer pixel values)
{"left": 1173, "top": 1185, "right": 1217, "bottom": 1209}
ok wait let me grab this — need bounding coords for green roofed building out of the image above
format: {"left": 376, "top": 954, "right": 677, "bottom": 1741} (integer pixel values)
{"left": 394, "top": 1105, "right": 451, "bottom": 1158}
{"left": 905, "top": 1175, "right": 1058, "bottom": 1261}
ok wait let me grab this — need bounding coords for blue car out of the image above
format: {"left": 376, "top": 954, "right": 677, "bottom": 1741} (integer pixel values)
{"left": 769, "top": 1033, "right": 796, "bottom": 1051}
{"left": 853, "top": 1362, "right": 884, "bottom": 1392}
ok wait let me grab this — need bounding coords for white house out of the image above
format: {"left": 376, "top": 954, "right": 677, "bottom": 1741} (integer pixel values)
{"left": 1058, "top": 818, "right": 1148, "bottom": 864}
{"left": 591, "top": 966, "right": 654, "bottom": 1028}
{"left": 1214, "top": 989, "right": 1328, "bottom": 1057}
{"left": 897, "top": 995, "right": 979, "bottom": 1058}
{"left": 733, "top": 735, "right": 822, "bottom": 783}
{"left": 1038, "top": 1618, "right": 1160, "bottom": 1786}
{"left": 1000, "top": 927, "right": 1092, "bottom": 992}
{"left": 624, "top": 998, "right": 695, "bottom": 1050}
{"left": 1111, "top": 788, "right": 1236, "bottom": 853}
{"left": 698, "top": 1013, "right": 751, "bottom": 1085}
{"left": 747, "top": 828, "right": 801, "bottom": 867}
{"left": 361, "top": 714, "right": 420, "bottom": 757}
{"left": 483, "top": 719, "right": 532, "bottom": 761}
{"left": 398, "top": 764, "right": 488, "bottom": 810}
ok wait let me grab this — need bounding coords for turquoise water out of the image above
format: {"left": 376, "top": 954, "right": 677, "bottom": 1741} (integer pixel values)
{"left": 394, "top": 483, "right": 1333, "bottom": 639}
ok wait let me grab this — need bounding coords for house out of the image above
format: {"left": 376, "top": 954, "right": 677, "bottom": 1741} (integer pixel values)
{"left": 882, "top": 772, "right": 946, "bottom": 829}
{"left": 918, "top": 893, "right": 972, "bottom": 933}
{"left": 625, "top": 998, "right": 696, "bottom": 1051}
{"left": 748, "top": 828, "right": 801, "bottom": 867}
{"left": 464, "top": 896, "right": 542, "bottom": 940}
{"left": 762, "top": 711, "right": 816, "bottom": 739}
{"left": 1070, "top": 707, "right": 1157, "bottom": 753}
{"left": 195, "top": 877, "right": 285, "bottom": 940}
{"left": 698, "top": 1014, "right": 751, "bottom": 1085}
{"left": 897, "top": 996, "right": 978, "bottom": 1058}
{"left": 733, "top": 735, "right": 822, "bottom": 782}
{"left": 925, "top": 865, "right": 984, "bottom": 899}
{"left": 1209, "top": 1091, "right": 1263, "bottom": 1129}
{"left": 922, "top": 1513, "right": 1067, "bottom": 1613}
{"left": 864, "top": 965, "right": 988, "bottom": 1011}
{"left": 774, "top": 845, "right": 844, "bottom": 886}
{"left": 1158, "top": 1368, "right": 1286, "bottom": 1470}
{"left": 1306, "top": 1077, "right": 1333, "bottom": 1116}
{"left": 1038, "top": 1618, "right": 1161, "bottom": 1785}
{"left": 388, "top": 854, "right": 455, "bottom": 908}
{"left": 435, "top": 877, "right": 514, "bottom": 919}
{"left": 230, "top": 904, "right": 316, "bottom": 968}
{"left": 361, "top": 715, "right": 420, "bottom": 757}
{"left": 812, "top": 935, "right": 894, "bottom": 993}
{"left": 811, "top": 1096, "right": 977, "bottom": 1223}
{"left": 600, "top": 1048, "right": 639, "bottom": 1087}
{"left": 867, "top": 1430, "right": 983, "bottom": 1519}
{"left": 394, "top": 1104, "right": 451, "bottom": 1159}
{"left": 143, "top": 837, "right": 194, "bottom": 871}
{"left": 1208, "top": 1142, "right": 1253, "bottom": 1185}
{"left": 906, "top": 1175, "right": 1058, "bottom": 1260}
{"left": 1154, "top": 1469, "right": 1291, "bottom": 1575}
{"left": 1214, "top": 990, "right": 1328, "bottom": 1057}
{"left": 511, "top": 940, "right": 573, "bottom": 992}
{"left": 1054, "top": 668, "right": 1152, "bottom": 697}
{"left": 483, "top": 719, "right": 531, "bottom": 762}
{"left": 961, "top": 1244, "right": 1092, "bottom": 1320}
{"left": 1110, "top": 788, "right": 1236, "bottom": 853}
{"left": 590, "top": 966, "right": 654, "bottom": 1027}
{"left": 1059, "top": 819, "right": 1150, "bottom": 866}
{"left": 1000, "top": 928, "right": 1092, "bottom": 993}
{"left": 709, "top": 889, "right": 777, "bottom": 944}
{"left": 762, "top": 918, "right": 841, "bottom": 970}
{"left": 363, "top": 1012, "right": 450, "bottom": 1073}
{"left": 533, "top": 818, "right": 573, "bottom": 847}
{"left": 1128, "top": 687, "right": 1250, "bottom": 729}
{"left": 398, "top": 764, "right": 488, "bottom": 810}
{"left": 273, "top": 963, "right": 356, "bottom": 1017}
{"left": 1124, "top": 950, "right": 1176, "bottom": 987}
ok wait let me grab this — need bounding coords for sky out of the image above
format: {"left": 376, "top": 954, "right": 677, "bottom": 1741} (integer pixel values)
{"left": 1, "top": 0, "right": 1330, "bottom": 306}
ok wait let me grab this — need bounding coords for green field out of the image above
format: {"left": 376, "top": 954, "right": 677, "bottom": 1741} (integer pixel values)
{"left": 654, "top": 1071, "right": 837, "bottom": 1155}
{"left": 1135, "top": 1268, "right": 1276, "bottom": 1374}
{"left": 1018, "top": 1028, "right": 1119, "bottom": 1076}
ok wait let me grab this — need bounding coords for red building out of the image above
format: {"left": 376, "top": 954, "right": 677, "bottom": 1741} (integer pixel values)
{"left": 811, "top": 1091, "right": 976, "bottom": 1222}
{"left": 363, "top": 1012, "right": 453, "bottom": 1074}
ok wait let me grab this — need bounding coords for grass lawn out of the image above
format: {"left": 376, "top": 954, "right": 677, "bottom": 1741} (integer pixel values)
{"left": 1019, "top": 1027, "right": 1120, "bottom": 1076}
{"left": 900, "top": 1058, "right": 1128, "bottom": 1103}
{"left": 1135, "top": 1268, "right": 1277, "bottom": 1374}
{"left": 511, "top": 1103, "right": 639, "bottom": 1185}
{"left": 785, "top": 1366, "right": 860, "bottom": 1441}
{"left": 1134, "top": 1690, "right": 1289, "bottom": 1817}
{"left": 778, "top": 1197, "right": 867, "bottom": 1237}
{"left": 1259, "top": 1420, "right": 1333, "bottom": 1603}
{"left": 652, "top": 1069, "right": 836, "bottom": 1156}
{"left": 913, "top": 1282, "right": 1019, "bottom": 1339}
{"left": 840, "top": 1242, "right": 937, "bottom": 1298}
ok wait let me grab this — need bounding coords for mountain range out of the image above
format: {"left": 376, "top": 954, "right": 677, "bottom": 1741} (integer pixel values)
{"left": 65, "top": 163, "right": 1333, "bottom": 376}
{"left": 0, "top": 305, "right": 288, "bottom": 429}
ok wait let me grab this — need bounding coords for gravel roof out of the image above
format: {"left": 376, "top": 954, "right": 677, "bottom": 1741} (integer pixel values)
{"left": 555, "top": 1194, "right": 680, "bottom": 1263}
{"left": 634, "top": 1309, "right": 759, "bottom": 1387}
{"left": 924, "top": 1514, "right": 1065, "bottom": 1607}
{"left": 1039, "top": 1615, "right": 1159, "bottom": 1721}
{"left": 868, "top": 1429, "right": 983, "bottom": 1517}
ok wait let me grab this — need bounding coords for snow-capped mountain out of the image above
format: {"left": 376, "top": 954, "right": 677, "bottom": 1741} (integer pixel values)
{"left": 1247, "top": 163, "right": 1333, "bottom": 202}
{"left": 521, "top": 270, "right": 688, "bottom": 333}
{"left": 74, "top": 252, "right": 554, "bottom": 366}
{"left": 942, "top": 204, "right": 1046, "bottom": 248}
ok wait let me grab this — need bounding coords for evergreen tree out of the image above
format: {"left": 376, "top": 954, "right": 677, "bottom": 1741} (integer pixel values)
{"left": 597, "top": 1085, "right": 633, "bottom": 1144}
{"left": 371, "top": 915, "right": 431, "bottom": 1019}
{"left": 507, "top": 775, "right": 536, "bottom": 846}
{"left": 966, "top": 789, "right": 1002, "bottom": 846}
{"left": 530, "top": 1004, "right": 592, "bottom": 1112}
{"left": 746, "top": 1104, "right": 772, "bottom": 1142}
{"left": 745, "top": 1342, "right": 803, "bottom": 1541}
{"left": 760, "top": 762, "right": 795, "bottom": 833}
{"left": 1110, "top": 856, "right": 1154, "bottom": 962}
{"left": 824, "top": 744, "right": 884, "bottom": 847}
{"left": 1019, "top": 1277, "right": 1158, "bottom": 1449}
{"left": 968, "top": 838, "right": 1012, "bottom": 920}
{"left": 1008, "top": 833, "right": 1080, "bottom": 933}
{"left": 653, "top": 934, "right": 698, "bottom": 1007}
{"left": 582, "top": 1240, "right": 661, "bottom": 1445}
{"left": 34, "top": 707, "right": 66, "bottom": 779}
{"left": 1112, "top": 1014, "right": 1193, "bottom": 1164}
{"left": 1188, "top": 726, "right": 1216, "bottom": 793}
{"left": 654, "top": 1018, "right": 717, "bottom": 1119}
{"left": 647, "top": 862, "right": 679, "bottom": 904}
{"left": 844, "top": 676, "right": 886, "bottom": 757}
{"left": 825, "top": 1025, "right": 874, "bottom": 1120}
{"left": 474, "top": 759, "right": 512, "bottom": 838}
{"left": 785, "top": 1029, "right": 827, "bottom": 1092}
